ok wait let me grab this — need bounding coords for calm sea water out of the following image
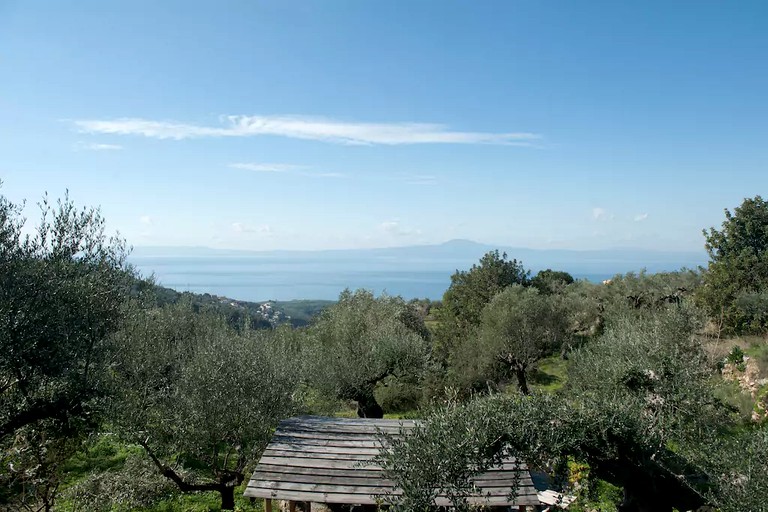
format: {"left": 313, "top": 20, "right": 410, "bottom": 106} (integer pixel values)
{"left": 130, "top": 256, "right": 611, "bottom": 302}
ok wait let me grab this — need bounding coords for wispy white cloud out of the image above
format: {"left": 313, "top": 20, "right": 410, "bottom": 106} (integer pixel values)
{"left": 229, "top": 166, "right": 433, "bottom": 182}
{"left": 73, "top": 115, "right": 540, "bottom": 146}
{"left": 634, "top": 213, "right": 649, "bottom": 222}
{"left": 403, "top": 174, "right": 438, "bottom": 186}
{"left": 380, "top": 220, "right": 422, "bottom": 237}
{"left": 592, "top": 207, "right": 609, "bottom": 221}
{"left": 229, "top": 162, "right": 344, "bottom": 178}
{"left": 74, "top": 142, "right": 123, "bottom": 151}
{"left": 229, "top": 162, "right": 305, "bottom": 172}
{"left": 232, "top": 222, "right": 272, "bottom": 235}
{"left": 139, "top": 215, "right": 152, "bottom": 225}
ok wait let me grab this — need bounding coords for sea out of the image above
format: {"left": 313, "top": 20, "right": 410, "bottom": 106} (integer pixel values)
{"left": 129, "top": 255, "right": 612, "bottom": 302}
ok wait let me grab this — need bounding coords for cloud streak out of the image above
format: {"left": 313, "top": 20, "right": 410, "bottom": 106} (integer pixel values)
{"left": 232, "top": 222, "right": 272, "bottom": 235}
{"left": 380, "top": 220, "right": 422, "bottom": 237}
{"left": 74, "top": 142, "right": 123, "bottom": 151}
{"left": 229, "top": 162, "right": 344, "bottom": 178}
{"left": 229, "top": 163, "right": 306, "bottom": 172}
{"left": 592, "top": 207, "right": 609, "bottom": 221}
{"left": 74, "top": 115, "right": 540, "bottom": 146}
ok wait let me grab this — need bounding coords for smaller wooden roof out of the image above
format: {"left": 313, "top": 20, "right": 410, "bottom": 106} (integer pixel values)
{"left": 244, "top": 416, "right": 540, "bottom": 507}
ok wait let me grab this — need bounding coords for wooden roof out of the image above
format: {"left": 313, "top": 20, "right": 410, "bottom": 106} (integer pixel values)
{"left": 244, "top": 416, "right": 541, "bottom": 507}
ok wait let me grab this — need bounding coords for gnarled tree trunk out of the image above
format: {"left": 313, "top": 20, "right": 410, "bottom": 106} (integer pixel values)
{"left": 514, "top": 365, "right": 530, "bottom": 395}
{"left": 355, "top": 390, "right": 384, "bottom": 418}
{"left": 220, "top": 484, "right": 236, "bottom": 510}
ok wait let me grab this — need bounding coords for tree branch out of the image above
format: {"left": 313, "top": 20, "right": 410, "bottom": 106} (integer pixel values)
{"left": 139, "top": 438, "right": 222, "bottom": 493}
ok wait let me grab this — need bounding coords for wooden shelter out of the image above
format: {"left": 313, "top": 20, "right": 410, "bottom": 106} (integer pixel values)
{"left": 244, "top": 416, "right": 542, "bottom": 510}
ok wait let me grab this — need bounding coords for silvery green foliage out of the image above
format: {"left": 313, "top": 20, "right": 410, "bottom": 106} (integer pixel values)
{"left": 375, "top": 400, "right": 515, "bottom": 512}
{"left": 476, "top": 285, "right": 570, "bottom": 394}
{"left": 1, "top": 190, "right": 133, "bottom": 442}
{"left": 701, "top": 426, "right": 768, "bottom": 512}
{"left": 1, "top": 189, "right": 134, "bottom": 510}
{"left": 109, "top": 303, "right": 299, "bottom": 508}
{"left": 381, "top": 306, "right": 738, "bottom": 512}
{"left": 306, "top": 289, "right": 429, "bottom": 415}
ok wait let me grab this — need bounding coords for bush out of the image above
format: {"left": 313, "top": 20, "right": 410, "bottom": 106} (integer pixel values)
{"left": 375, "top": 375, "right": 423, "bottom": 413}
{"left": 731, "top": 291, "right": 768, "bottom": 334}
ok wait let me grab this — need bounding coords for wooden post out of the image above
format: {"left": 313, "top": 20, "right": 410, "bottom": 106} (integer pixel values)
{"left": 289, "top": 502, "right": 296, "bottom": 512}
{"left": 305, "top": 502, "right": 311, "bottom": 512}
{"left": 265, "top": 498, "right": 273, "bottom": 512}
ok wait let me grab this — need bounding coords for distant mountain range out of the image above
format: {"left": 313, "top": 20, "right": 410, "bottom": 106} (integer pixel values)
{"left": 131, "top": 239, "right": 707, "bottom": 276}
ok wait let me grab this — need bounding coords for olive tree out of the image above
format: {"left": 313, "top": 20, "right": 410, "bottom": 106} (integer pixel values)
{"left": 0, "top": 191, "right": 133, "bottom": 441}
{"left": 381, "top": 306, "right": 735, "bottom": 512}
{"left": 110, "top": 303, "right": 298, "bottom": 510}
{"left": 307, "top": 289, "right": 428, "bottom": 418}
{"left": 475, "top": 286, "right": 569, "bottom": 394}
{"left": 1, "top": 190, "right": 134, "bottom": 511}
{"left": 374, "top": 400, "right": 513, "bottom": 512}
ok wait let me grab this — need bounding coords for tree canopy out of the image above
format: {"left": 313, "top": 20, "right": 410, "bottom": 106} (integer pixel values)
{"left": 109, "top": 302, "right": 299, "bottom": 510}
{"left": 434, "top": 250, "right": 529, "bottom": 360}
{"left": 0, "top": 192, "right": 133, "bottom": 441}
{"left": 530, "top": 268, "right": 575, "bottom": 294}
{"left": 307, "top": 289, "right": 429, "bottom": 418}
{"left": 699, "top": 195, "right": 768, "bottom": 333}
{"left": 476, "top": 285, "right": 569, "bottom": 394}
{"left": 380, "top": 305, "right": 754, "bottom": 512}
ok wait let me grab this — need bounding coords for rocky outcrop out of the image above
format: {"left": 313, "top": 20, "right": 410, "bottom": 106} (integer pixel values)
{"left": 721, "top": 355, "right": 768, "bottom": 421}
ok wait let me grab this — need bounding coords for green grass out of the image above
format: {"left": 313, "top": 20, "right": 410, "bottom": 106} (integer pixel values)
{"left": 744, "top": 337, "right": 768, "bottom": 379}
{"left": 334, "top": 407, "right": 422, "bottom": 420}
{"left": 59, "top": 434, "right": 142, "bottom": 488}
{"left": 530, "top": 355, "right": 569, "bottom": 393}
{"left": 55, "top": 435, "right": 264, "bottom": 512}
{"left": 424, "top": 319, "right": 440, "bottom": 332}
{"left": 135, "top": 483, "right": 262, "bottom": 512}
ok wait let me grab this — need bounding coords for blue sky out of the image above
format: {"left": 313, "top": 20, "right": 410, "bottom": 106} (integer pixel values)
{"left": 1, "top": 1, "right": 766, "bottom": 252}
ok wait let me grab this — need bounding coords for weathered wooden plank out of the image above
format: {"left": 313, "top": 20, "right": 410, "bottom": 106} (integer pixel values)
{"left": 268, "top": 443, "right": 382, "bottom": 456}
{"left": 244, "top": 488, "right": 384, "bottom": 505}
{"left": 248, "top": 475, "right": 537, "bottom": 497}
{"left": 246, "top": 486, "right": 540, "bottom": 506}
{"left": 256, "top": 460, "right": 527, "bottom": 477}
{"left": 280, "top": 421, "right": 413, "bottom": 435}
{"left": 250, "top": 478, "right": 538, "bottom": 497}
{"left": 244, "top": 486, "right": 539, "bottom": 507}
{"left": 251, "top": 471, "right": 395, "bottom": 488}
{"left": 254, "top": 464, "right": 384, "bottom": 478}
{"left": 281, "top": 418, "right": 413, "bottom": 428}
{"left": 249, "top": 471, "right": 535, "bottom": 495}
{"left": 282, "top": 427, "right": 407, "bottom": 437}
{"left": 272, "top": 431, "right": 388, "bottom": 448}
{"left": 274, "top": 432, "right": 386, "bottom": 443}
{"left": 258, "top": 456, "right": 381, "bottom": 470}
{"left": 262, "top": 449, "right": 377, "bottom": 461}
{"left": 282, "top": 416, "right": 418, "bottom": 427}
{"left": 252, "top": 467, "right": 531, "bottom": 488}
{"left": 250, "top": 481, "right": 393, "bottom": 495}
{"left": 247, "top": 416, "right": 540, "bottom": 507}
